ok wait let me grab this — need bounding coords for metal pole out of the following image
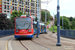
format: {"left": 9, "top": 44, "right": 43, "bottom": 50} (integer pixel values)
{"left": 30, "top": 0, "right": 31, "bottom": 16}
{"left": 36, "top": 0, "right": 39, "bottom": 38}
{"left": 62, "top": 16, "right": 63, "bottom": 29}
{"left": 28, "top": 1, "right": 29, "bottom": 15}
{"left": 34, "top": 0, "right": 36, "bottom": 21}
{"left": 45, "top": 10, "right": 47, "bottom": 24}
{"left": 56, "top": 0, "right": 61, "bottom": 46}
{"left": 17, "top": 0, "right": 18, "bottom": 12}
{"left": 23, "top": 1, "right": 25, "bottom": 14}
{"left": 52, "top": 13, "right": 55, "bottom": 33}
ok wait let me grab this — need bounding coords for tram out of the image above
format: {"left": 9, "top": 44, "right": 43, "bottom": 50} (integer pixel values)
{"left": 14, "top": 15, "right": 34, "bottom": 38}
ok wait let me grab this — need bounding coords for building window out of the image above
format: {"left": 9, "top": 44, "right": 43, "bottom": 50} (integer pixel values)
{"left": 12, "top": 7, "right": 14, "bottom": 10}
{"left": 22, "top": 1, "right": 23, "bottom": 4}
{"left": 26, "top": 2, "right": 27, "bottom": 5}
{"left": 4, "top": 5, "right": 6, "bottom": 9}
{"left": 7, "top": 6, "right": 9, "bottom": 10}
{"left": 12, "top": 4, "right": 14, "bottom": 5}
{"left": 7, "top": 0, "right": 9, "bottom": 1}
{"left": 15, "top": 0, "right": 17, "bottom": 3}
{"left": 4, "top": 2, "right": 6, "bottom": 4}
{"left": 26, "top": 9, "right": 27, "bottom": 12}
{"left": 26, "top": 9, "right": 29, "bottom": 12}
{"left": 20, "top": 8, "right": 21, "bottom": 10}
{"left": 7, "top": 3, "right": 9, "bottom": 4}
{"left": 12, "top": 0, "right": 14, "bottom": 2}
{"left": 7, "top": 11, "right": 9, "bottom": 13}
{"left": 22, "top": 8, "right": 23, "bottom": 11}
{"left": 31, "top": 3, "right": 34, "bottom": 6}
{"left": 19, "top": 0, "right": 21, "bottom": 4}
{"left": 4, "top": 11, "right": 6, "bottom": 12}
{"left": 15, "top": 7, "right": 17, "bottom": 10}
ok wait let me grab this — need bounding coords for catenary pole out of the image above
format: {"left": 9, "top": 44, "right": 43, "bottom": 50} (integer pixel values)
{"left": 36, "top": 0, "right": 40, "bottom": 38}
{"left": 56, "top": 0, "right": 61, "bottom": 46}
{"left": 52, "top": 13, "right": 55, "bottom": 33}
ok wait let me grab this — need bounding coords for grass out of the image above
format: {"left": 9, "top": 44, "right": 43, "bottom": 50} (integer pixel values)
{"left": 48, "top": 26, "right": 62, "bottom": 32}
{"left": 46, "top": 21, "right": 50, "bottom": 25}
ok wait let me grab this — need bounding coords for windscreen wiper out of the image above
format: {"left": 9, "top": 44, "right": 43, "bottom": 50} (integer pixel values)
{"left": 26, "top": 23, "right": 30, "bottom": 30}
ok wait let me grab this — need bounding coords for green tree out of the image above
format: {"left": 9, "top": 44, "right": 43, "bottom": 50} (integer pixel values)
{"left": 10, "top": 10, "right": 27, "bottom": 23}
{"left": 41, "top": 10, "right": 52, "bottom": 22}
{"left": 55, "top": 16, "right": 70, "bottom": 29}
{"left": 41, "top": 11, "right": 45, "bottom": 22}
{"left": 73, "top": 18, "right": 75, "bottom": 21}
{"left": 10, "top": 10, "right": 19, "bottom": 22}
{"left": 71, "top": 21, "right": 75, "bottom": 29}
{"left": 35, "top": 17, "right": 37, "bottom": 21}
{"left": 0, "top": 13, "right": 13, "bottom": 30}
{"left": 69, "top": 17, "right": 73, "bottom": 21}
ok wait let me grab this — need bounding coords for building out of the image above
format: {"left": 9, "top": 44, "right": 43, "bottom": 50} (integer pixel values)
{"left": 0, "top": 0, "right": 41, "bottom": 21}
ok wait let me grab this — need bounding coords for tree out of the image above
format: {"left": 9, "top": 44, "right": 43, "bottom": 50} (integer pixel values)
{"left": 41, "top": 10, "right": 52, "bottom": 22}
{"left": 55, "top": 16, "right": 70, "bottom": 29}
{"left": 35, "top": 17, "right": 37, "bottom": 21}
{"left": 10, "top": 10, "right": 27, "bottom": 23}
{"left": 0, "top": 13, "right": 14, "bottom": 30}
{"left": 71, "top": 21, "right": 75, "bottom": 29}
{"left": 69, "top": 17, "right": 73, "bottom": 21}
{"left": 73, "top": 18, "right": 75, "bottom": 21}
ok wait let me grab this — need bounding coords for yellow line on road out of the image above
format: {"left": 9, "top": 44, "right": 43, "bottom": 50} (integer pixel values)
{"left": 6, "top": 38, "right": 13, "bottom": 50}
{"left": 6, "top": 40, "right": 9, "bottom": 50}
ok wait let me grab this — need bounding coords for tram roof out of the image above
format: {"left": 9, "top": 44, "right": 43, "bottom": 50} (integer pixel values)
{"left": 33, "top": 21, "right": 45, "bottom": 25}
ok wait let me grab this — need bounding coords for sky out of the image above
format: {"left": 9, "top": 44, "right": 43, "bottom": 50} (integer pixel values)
{"left": 41, "top": 0, "right": 75, "bottom": 17}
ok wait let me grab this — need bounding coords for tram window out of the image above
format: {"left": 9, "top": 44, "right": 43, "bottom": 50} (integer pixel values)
{"left": 41, "top": 25, "right": 42, "bottom": 30}
{"left": 42, "top": 25, "right": 44, "bottom": 30}
{"left": 33, "top": 24, "right": 37, "bottom": 29}
{"left": 44, "top": 25, "right": 46, "bottom": 29}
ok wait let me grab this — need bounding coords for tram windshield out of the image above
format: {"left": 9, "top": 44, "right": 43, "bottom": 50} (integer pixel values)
{"left": 16, "top": 18, "right": 31, "bottom": 29}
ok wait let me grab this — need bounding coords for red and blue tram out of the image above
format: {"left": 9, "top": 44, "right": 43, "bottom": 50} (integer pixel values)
{"left": 14, "top": 15, "right": 34, "bottom": 38}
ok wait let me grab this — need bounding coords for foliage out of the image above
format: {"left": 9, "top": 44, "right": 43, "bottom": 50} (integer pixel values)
{"left": 55, "top": 16, "right": 70, "bottom": 29}
{"left": 71, "top": 21, "right": 75, "bottom": 29}
{"left": 41, "top": 10, "right": 52, "bottom": 22}
{"left": 69, "top": 17, "right": 73, "bottom": 21}
{"left": 48, "top": 26, "right": 61, "bottom": 32}
{"left": 0, "top": 13, "right": 14, "bottom": 30}
{"left": 35, "top": 17, "right": 37, "bottom": 21}
{"left": 46, "top": 21, "right": 50, "bottom": 25}
{"left": 73, "top": 18, "right": 75, "bottom": 21}
{"left": 10, "top": 10, "right": 27, "bottom": 23}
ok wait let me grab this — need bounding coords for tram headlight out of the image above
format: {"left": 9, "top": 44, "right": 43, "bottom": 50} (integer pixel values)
{"left": 16, "top": 30, "right": 18, "bottom": 32}
{"left": 28, "top": 30, "right": 31, "bottom": 32}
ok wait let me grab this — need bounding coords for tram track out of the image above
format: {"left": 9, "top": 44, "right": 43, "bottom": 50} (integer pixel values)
{"left": 6, "top": 37, "right": 49, "bottom": 50}
{"left": 31, "top": 40, "right": 50, "bottom": 50}
{"left": 19, "top": 38, "right": 50, "bottom": 50}
{"left": 32, "top": 30, "right": 75, "bottom": 50}
{"left": 41, "top": 31, "right": 75, "bottom": 49}
{"left": 19, "top": 40, "right": 29, "bottom": 50}
{"left": 49, "top": 33, "right": 75, "bottom": 49}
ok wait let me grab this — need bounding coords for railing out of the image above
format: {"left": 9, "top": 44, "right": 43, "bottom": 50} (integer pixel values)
{"left": 0, "top": 30, "right": 14, "bottom": 37}
{"left": 60, "top": 30, "right": 75, "bottom": 38}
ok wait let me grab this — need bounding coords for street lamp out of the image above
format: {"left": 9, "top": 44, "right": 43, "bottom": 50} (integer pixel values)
{"left": 56, "top": 0, "right": 61, "bottom": 46}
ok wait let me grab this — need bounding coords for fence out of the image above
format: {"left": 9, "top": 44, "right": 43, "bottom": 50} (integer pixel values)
{"left": 60, "top": 30, "right": 75, "bottom": 38}
{"left": 0, "top": 30, "right": 14, "bottom": 37}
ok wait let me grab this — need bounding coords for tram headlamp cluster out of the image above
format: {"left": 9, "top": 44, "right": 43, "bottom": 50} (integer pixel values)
{"left": 28, "top": 30, "right": 31, "bottom": 32}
